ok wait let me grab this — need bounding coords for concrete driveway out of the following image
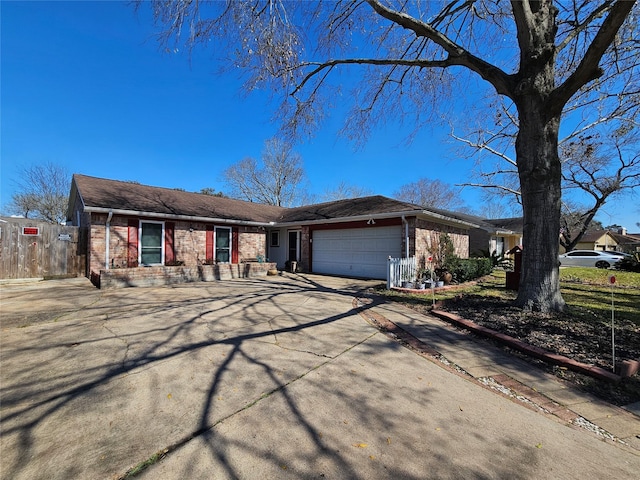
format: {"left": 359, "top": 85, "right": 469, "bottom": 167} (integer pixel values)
{"left": 1, "top": 274, "right": 638, "bottom": 479}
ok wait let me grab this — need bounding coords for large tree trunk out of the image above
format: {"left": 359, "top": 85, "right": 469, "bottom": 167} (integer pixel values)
{"left": 514, "top": 101, "right": 566, "bottom": 312}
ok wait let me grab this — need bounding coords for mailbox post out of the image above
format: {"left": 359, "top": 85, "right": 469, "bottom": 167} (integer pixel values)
{"left": 505, "top": 245, "right": 522, "bottom": 291}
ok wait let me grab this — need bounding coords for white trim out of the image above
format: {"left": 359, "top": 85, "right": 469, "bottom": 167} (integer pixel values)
{"left": 81, "top": 206, "right": 478, "bottom": 229}
{"left": 83, "top": 207, "right": 268, "bottom": 227}
{"left": 139, "top": 220, "right": 165, "bottom": 266}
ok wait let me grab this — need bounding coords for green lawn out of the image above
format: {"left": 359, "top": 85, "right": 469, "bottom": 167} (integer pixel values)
{"left": 383, "top": 268, "right": 640, "bottom": 326}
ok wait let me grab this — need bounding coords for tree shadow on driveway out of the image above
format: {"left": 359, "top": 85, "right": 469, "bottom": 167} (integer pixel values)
{"left": 0, "top": 275, "right": 598, "bottom": 480}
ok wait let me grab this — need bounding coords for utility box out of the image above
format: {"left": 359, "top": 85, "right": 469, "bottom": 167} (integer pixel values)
{"left": 505, "top": 245, "right": 522, "bottom": 291}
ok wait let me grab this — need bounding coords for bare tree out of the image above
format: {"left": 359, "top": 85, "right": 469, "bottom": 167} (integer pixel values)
{"left": 223, "top": 138, "right": 305, "bottom": 207}
{"left": 142, "top": 1, "right": 637, "bottom": 312}
{"left": 457, "top": 121, "right": 640, "bottom": 250}
{"left": 321, "top": 181, "right": 374, "bottom": 202}
{"left": 472, "top": 191, "right": 521, "bottom": 220}
{"left": 393, "top": 178, "right": 468, "bottom": 211}
{"left": 9, "top": 162, "right": 70, "bottom": 224}
{"left": 560, "top": 129, "right": 640, "bottom": 249}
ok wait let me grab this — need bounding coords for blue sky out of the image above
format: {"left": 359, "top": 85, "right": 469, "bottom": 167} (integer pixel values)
{"left": 1, "top": 1, "right": 638, "bottom": 229}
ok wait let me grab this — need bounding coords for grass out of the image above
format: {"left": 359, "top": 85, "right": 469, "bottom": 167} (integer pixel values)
{"left": 377, "top": 268, "right": 640, "bottom": 406}
{"left": 560, "top": 266, "right": 640, "bottom": 289}
{"left": 382, "top": 268, "right": 640, "bottom": 326}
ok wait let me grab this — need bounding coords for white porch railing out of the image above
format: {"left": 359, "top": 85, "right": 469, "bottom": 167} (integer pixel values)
{"left": 387, "top": 256, "right": 417, "bottom": 289}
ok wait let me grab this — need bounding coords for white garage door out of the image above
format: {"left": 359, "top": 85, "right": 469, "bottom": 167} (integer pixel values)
{"left": 312, "top": 226, "right": 402, "bottom": 279}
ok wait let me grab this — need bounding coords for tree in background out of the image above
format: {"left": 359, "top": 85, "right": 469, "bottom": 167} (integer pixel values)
{"left": 393, "top": 178, "right": 468, "bottom": 212}
{"left": 198, "top": 187, "right": 226, "bottom": 197}
{"left": 9, "top": 162, "right": 69, "bottom": 224}
{"left": 143, "top": 1, "right": 637, "bottom": 312}
{"left": 456, "top": 109, "right": 639, "bottom": 250}
{"left": 321, "top": 181, "right": 374, "bottom": 202}
{"left": 223, "top": 138, "right": 305, "bottom": 207}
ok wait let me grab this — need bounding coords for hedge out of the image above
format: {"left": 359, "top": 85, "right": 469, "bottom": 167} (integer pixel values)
{"left": 447, "top": 258, "right": 494, "bottom": 283}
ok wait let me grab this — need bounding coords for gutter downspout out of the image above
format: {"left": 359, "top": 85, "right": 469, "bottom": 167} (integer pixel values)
{"left": 402, "top": 215, "right": 409, "bottom": 258}
{"left": 105, "top": 210, "right": 113, "bottom": 270}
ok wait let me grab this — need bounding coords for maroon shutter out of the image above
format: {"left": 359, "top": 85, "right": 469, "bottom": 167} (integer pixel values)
{"left": 127, "top": 219, "right": 139, "bottom": 267}
{"left": 206, "top": 225, "right": 214, "bottom": 263}
{"left": 232, "top": 227, "right": 239, "bottom": 264}
{"left": 165, "top": 222, "right": 175, "bottom": 264}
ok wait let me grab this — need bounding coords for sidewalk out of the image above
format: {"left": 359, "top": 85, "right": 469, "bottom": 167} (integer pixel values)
{"left": 356, "top": 297, "right": 640, "bottom": 452}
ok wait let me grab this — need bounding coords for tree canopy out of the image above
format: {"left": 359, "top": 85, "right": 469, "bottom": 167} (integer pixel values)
{"left": 222, "top": 138, "right": 305, "bottom": 206}
{"left": 142, "top": 0, "right": 638, "bottom": 312}
{"left": 8, "top": 162, "right": 70, "bottom": 224}
{"left": 393, "top": 178, "right": 469, "bottom": 211}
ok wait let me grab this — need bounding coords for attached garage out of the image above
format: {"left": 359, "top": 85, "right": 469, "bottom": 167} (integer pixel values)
{"left": 311, "top": 225, "right": 402, "bottom": 279}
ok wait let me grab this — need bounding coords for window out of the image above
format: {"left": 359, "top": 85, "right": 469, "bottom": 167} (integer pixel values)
{"left": 270, "top": 231, "right": 280, "bottom": 247}
{"left": 215, "top": 227, "right": 231, "bottom": 263}
{"left": 140, "top": 221, "right": 164, "bottom": 265}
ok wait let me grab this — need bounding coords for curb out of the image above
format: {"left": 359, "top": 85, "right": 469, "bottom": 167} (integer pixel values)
{"left": 430, "top": 309, "right": 622, "bottom": 383}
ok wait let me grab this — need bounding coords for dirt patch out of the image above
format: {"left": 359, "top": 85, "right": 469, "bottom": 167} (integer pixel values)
{"left": 398, "top": 294, "right": 640, "bottom": 406}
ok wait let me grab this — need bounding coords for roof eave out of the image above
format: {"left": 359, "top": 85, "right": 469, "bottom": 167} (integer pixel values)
{"left": 84, "top": 207, "right": 272, "bottom": 227}
{"left": 275, "top": 209, "right": 479, "bottom": 228}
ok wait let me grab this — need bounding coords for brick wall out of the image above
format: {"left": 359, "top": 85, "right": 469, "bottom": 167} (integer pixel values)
{"left": 88, "top": 214, "right": 269, "bottom": 277}
{"left": 98, "top": 262, "right": 277, "bottom": 289}
{"left": 300, "top": 226, "right": 310, "bottom": 272}
{"left": 412, "top": 218, "right": 470, "bottom": 269}
{"left": 237, "top": 226, "right": 267, "bottom": 262}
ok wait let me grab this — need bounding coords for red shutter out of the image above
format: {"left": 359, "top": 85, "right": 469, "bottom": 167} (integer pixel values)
{"left": 165, "top": 222, "right": 175, "bottom": 264}
{"left": 206, "top": 225, "right": 214, "bottom": 263}
{"left": 127, "top": 219, "right": 139, "bottom": 267}
{"left": 232, "top": 227, "right": 239, "bottom": 264}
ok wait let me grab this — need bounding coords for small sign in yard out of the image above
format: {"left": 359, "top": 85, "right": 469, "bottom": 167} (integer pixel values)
{"left": 609, "top": 274, "right": 616, "bottom": 372}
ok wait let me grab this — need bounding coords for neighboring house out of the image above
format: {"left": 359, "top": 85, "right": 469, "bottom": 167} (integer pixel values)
{"left": 471, "top": 217, "right": 523, "bottom": 257}
{"left": 67, "top": 174, "right": 479, "bottom": 285}
{"left": 565, "top": 230, "right": 620, "bottom": 253}
{"left": 606, "top": 230, "right": 640, "bottom": 254}
{"left": 428, "top": 210, "right": 523, "bottom": 257}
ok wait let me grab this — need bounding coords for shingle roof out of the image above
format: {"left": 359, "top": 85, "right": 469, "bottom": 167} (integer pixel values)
{"left": 275, "top": 196, "right": 424, "bottom": 223}
{"left": 575, "top": 230, "right": 613, "bottom": 243}
{"left": 71, "top": 174, "right": 286, "bottom": 223}
{"left": 70, "top": 174, "right": 476, "bottom": 226}
{"left": 428, "top": 209, "right": 523, "bottom": 233}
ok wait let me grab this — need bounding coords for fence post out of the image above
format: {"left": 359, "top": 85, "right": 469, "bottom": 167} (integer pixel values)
{"left": 387, "top": 256, "right": 416, "bottom": 289}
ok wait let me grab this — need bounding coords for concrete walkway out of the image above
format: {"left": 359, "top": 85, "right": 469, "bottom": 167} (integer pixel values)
{"left": 357, "top": 297, "right": 640, "bottom": 451}
{"left": 1, "top": 274, "right": 638, "bottom": 480}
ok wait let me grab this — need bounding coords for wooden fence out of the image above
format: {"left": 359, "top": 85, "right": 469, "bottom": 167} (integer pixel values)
{"left": 0, "top": 218, "right": 87, "bottom": 280}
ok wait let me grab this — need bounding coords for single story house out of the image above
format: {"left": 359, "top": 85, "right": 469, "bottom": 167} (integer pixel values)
{"left": 563, "top": 229, "right": 619, "bottom": 253}
{"left": 605, "top": 230, "right": 640, "bottom": 254}
{"left": 67, "top": 174, "right": 479, "bottom": 287}
{"left": 562, "top": 229, "right": 640, "bottom": 254}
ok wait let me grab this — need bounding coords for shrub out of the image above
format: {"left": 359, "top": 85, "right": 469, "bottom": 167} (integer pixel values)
{"left": 614, "top": 254, "right": 640, "bottom": 273}
{"left": 449, "top": 258, "right": 493, "bottom": 283}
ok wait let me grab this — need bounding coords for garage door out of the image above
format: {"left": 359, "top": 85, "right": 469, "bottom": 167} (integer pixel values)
{"left": 312, "top": 226, "right": 402, "bottom": 279}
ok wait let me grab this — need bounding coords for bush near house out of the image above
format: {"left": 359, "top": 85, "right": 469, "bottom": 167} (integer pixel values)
{"left": 446, "top": 258, "right": 494, "bottom": 283}
{"left": 614, "top": 254, "right": 640, "bottom": 273}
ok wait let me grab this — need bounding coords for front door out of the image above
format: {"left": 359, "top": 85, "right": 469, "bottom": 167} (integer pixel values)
{"left": 288, "top": 231, "right": 300, "bottom": 262}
